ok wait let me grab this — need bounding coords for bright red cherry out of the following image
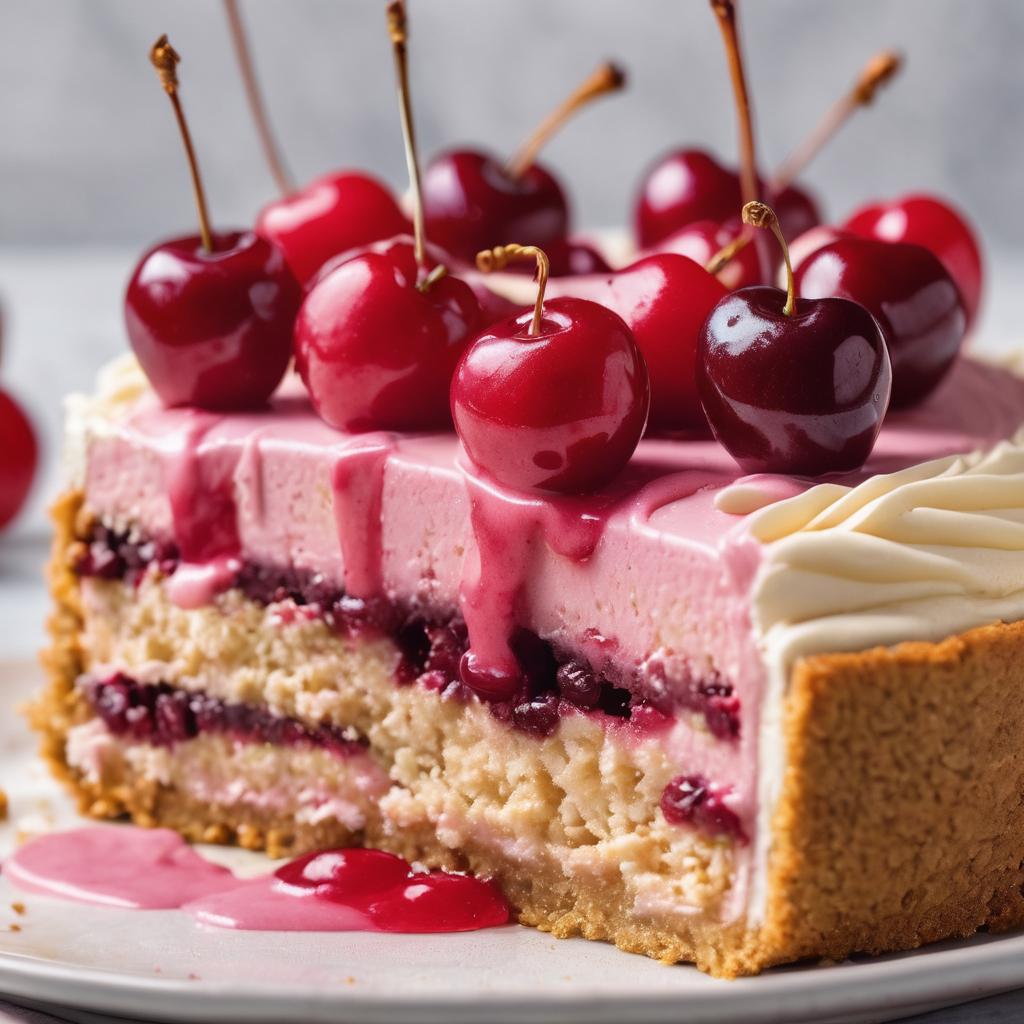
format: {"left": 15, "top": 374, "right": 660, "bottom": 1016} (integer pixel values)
{"left": 452, "top": 245, "right": 649, "bottom": 493}
{"left": 126, "top": 231, "right": 300, "bottom": 409}
{"left": 367, "top": 873, "right": 509, "bottom": 933}
{"left": 423, "top": 62, "right": 625, "bottom": 264}
{"left": 844, "top": 194, "right": 983, "bottom": 327}
{"left": 294, "top": 4, "right": 481, "bottom": 433}
{"left": 698, "top": 202, "right": 891, "bottom": 475}
{"left": 543, "top": 254, "right": 727, "bottom": 433}
{"left": 128, "top": 39, "right": 301, "bottom": 410}
{"left": 500, "top": 236, "right": 611, "bottom": 278}
{"left": 295, "top": 238, "right": 480, "bottom": 431}
{"left": 256, "top": 172, "right": 409, "bottom": 288}
{"left": 0, "top": 388, "right": 37, "bottom": 530}
{"left": 275, "top": 849, "right": 410, "bottom": 903}
{"left": 656, "top": 217, "right": 763, "bottom": 291}
{"left": 787, "top": 224, "right": 851, "bottom": 277}
{"left": 795, "top": 235, "right": 967, "bottom": 407}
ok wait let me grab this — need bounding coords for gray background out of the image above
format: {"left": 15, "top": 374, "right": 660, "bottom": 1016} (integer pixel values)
{"left": 1, "top": 0, "right": 1023, "bottom": 248}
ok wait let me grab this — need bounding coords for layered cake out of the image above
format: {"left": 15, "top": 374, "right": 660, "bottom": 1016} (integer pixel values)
{"left": 31, "top": 2, "right": 1024, "bottom": 979}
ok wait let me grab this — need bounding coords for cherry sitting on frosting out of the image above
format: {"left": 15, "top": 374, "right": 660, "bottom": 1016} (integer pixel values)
{"left": 843, "top": 194, "right": 983, "bottom": 327}
{"left": 256, "top": 172, "right": 409, "bottom": 288}
{"left": 452, "top": 244, "right": 649, "bottom": 493}
{"left": 698, "top": 202, "right": 891, "bottom": 475}
{"left": 294, "top": 239, "right": 480, "bottom": 431}
{"left": 295, "top": 5, "right": 480, "bottom": 432}
{"left": 423, "top": 62, "right": 625, "bottom": 265}
{"left": 541, "top": 253, "right": 727, "bottom": 433}
{"left": 0, "top": 388, "right": 37, "bottom": 531}
{"left": 794, "top": 235, "right": 967, "bottom": 407}
{"left": 126, "top": 37, "right": 300, "bottom": 410}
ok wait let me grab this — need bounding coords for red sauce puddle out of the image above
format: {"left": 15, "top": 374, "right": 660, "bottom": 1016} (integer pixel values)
{"left": 3, "top": 827, "right": 509, "bottom": 934}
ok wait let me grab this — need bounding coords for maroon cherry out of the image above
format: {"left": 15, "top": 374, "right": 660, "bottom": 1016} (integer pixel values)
{"left": 294, "top": 5, "right": 480, "bottom": 432}
{"left": 500, "top": 236, "right": 611, "bottom": 278}
{"left": 844, "top": 193, "right": 983, "bottom": 327}
{"left": 698, "top": 202, "right": 891, "bottom": 475}
{"left": 0, "top": 388, "right": 37, "bottom": 531}
{"left": 423, "top": 62, "right": 625, "bottom": 264}
{"left": 256, "top": 173, "right": 409, "bottom": 288}
{"left": 542, "top": 253, "right": 727, "bottom": 433}
{"left": 126, "top": 37, "right": 300, "bottom": 410}
{"left": 794, "top": 236, "right": 967, "bottom": 407}
{"left": 452, "top": 244, "right": 650, "bottom": 493}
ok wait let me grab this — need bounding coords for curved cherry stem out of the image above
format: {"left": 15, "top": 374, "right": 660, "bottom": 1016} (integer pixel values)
{"left": 150, "top": 35, "right": 214, "bottom": 253}
{"left": 223, "top": 0, "right": 294, "bottom": 197}
{"left": 742, "top": 201, "right": 794, "bottom": 316}
{"left": 476, "top": 244, "right": 550, "bottom": 337}
{"left": 506, "top": 62, "right": 626, "bottom": 180}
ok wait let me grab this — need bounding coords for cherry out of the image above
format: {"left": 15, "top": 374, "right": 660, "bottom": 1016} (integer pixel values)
{"left": 698, "top": 202, "right": 891, "bottom": 475}
{"left": 126, "top": 38, "right": 300, "bottom": 410}
{"left": 294, "top": 3, "right": 481, "bottom": 432}
{"left": 452, "top": 244, "right": 649, "bottom": 493}
{"left": 423, "top": 62, "right": 624, "bottom": 264}
{"left": 367, "top": 874, "right": 510, "bottom": 933}
{"left": 844, "top": 194, "right": 983, "bottom": 327}
{"left": 794, "top": 235, "right": 967, "bottom": 408}
{"left": 787, "top": 224, "right": 851, "bottom": 277}
{"left": 543, "top": 253, "right": 727, "bottom": 433}
{"left": 294, "top": 239, "right": 480, "bottom": 431}
{"left": 0, "top": 388, "right": 37, "bottom": 531}
{"left": 256, "top": 172, "right": 409, "bottom": 288}
{"left": 274, "top": 849, "right": 410, "bottom": 902}
{"left": 658, "top": 217, "right": 763, "bottom": 291}
{"left": 501, "top": 236, "right": 611, "bottom": 278}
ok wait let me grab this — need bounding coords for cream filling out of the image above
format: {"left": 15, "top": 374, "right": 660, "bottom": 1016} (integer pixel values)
{"left": 744, "top": 423, "right": 1024, "bottom": 922}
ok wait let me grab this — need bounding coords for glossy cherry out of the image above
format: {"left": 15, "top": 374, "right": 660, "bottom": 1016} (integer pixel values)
{"left": 794, "top": 236, "right": 967, "bottom": 407}
{"left": 501, "top": 236, "right": 611, "bottom": 278}
{"left": 256, "top": 171, "right": 409, "bottom": 288}
{"left": 275, "top": 849, "right": 410, "bottom": 902}
{"left": 0, "top": 388, "right": 38, "bottom": 530}
{"left": 543, "top": 253, "right": 727, "bottom": 433}
{"left": 294, "top": 238, "right": 480, "bottom": 431}
{"left": 656, "top": 217, "right": 763, "bottom": 291}
{"left": 452, "top": 246, "right": 649, "bottom": 493}
{"left": 844, "top": 194, "right": 983, "bottom": 326}
{"left": 423, "top": 62, "right": 625, "bottom": 265}
{"left": 294, "top": 4, "right": 481, "bottom": 432}
{"left": 698, "top": 202, "right": 891, "bottom": 475}
{"left": 129, "top": 39, "right": 301, "bottom": 409}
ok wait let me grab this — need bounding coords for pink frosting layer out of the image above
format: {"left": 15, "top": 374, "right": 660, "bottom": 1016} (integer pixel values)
{"left": 80, "top": 356, "right": 1024, "bottom": 894}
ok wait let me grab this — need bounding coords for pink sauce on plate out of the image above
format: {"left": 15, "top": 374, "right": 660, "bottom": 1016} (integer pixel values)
{"left": 4, "top": 827, "right": 510, "bottom": 934}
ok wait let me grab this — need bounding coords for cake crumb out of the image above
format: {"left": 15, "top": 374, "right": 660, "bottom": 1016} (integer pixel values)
{"left": 344, "top": 976, "right": 357, "bottom": 986}
{"left": 10, "top": 903, "right": 25, "bottom": 916}
{"left": 8, "top": 924, "right": 21, "bottom": 933}
{"left": 0, "top": 789, "right": 8, "bottom": 821}
{"left": 187, "top": 973, "right": 200, "bottom": 981}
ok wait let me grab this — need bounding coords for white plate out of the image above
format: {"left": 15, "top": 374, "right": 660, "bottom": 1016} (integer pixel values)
{"left": 2, "top": 656, "right": 1022, "bottom": 1024}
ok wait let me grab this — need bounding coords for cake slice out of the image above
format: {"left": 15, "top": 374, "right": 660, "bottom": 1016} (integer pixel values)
{"left": 34, "top": 351, "right": 1024, "bottom": 977}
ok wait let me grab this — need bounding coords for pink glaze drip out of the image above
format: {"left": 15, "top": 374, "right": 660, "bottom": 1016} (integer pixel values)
{"left": 4, "top": 827, "right": 236, "bottom": 908}
{"left": 164, "top": 555, "right": 242, "bottom": 610}
{"left": 330, "top": 435, "right": 395, "bottom": 598}
{"left": 5, "top": 828, "right": 510, "bottom": 934}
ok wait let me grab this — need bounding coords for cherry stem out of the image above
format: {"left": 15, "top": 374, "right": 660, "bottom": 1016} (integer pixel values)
{"left": 742, "top": 201, "right": 794, "bottom": 316}
{"left": 386, "top": 0, "right": 433, "bottom": 286}
{"left": 505, "top": 62, "right": 626, "bottom": 181}
{"left": 150, "top": 35, "right": 214, "bottom": 254}
{"left": 476, "top": 244, "right": 549, "bottom": 337}
{"left": 771, "top": 50, "right": 902, "bottom": 191}
{"left": 709, "top": 0, "right": 771, "bottom": 282}
{"left": 223, "top": 0, "right": 294, "bottom": 197}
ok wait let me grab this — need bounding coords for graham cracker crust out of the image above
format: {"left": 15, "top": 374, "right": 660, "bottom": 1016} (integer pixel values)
{"left": 30, "top": 488, "right": 1024, "bottom": 976}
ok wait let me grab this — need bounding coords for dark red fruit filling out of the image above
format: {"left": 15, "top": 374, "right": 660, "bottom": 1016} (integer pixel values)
{"left": 660, "top": 774, "right": 746, "bottom": 842}
{"left": 83, "top": 674, "right": 364, "bottom": 757}
{"left": 76, "top": 525, "right": 740, "bottom": 742}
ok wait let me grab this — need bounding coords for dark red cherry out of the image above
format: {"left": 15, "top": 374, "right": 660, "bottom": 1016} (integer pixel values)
{"left": 655, "top": 218, "right": 763, "bottom": 291}
{"left": 844, "top": 194, "right": 983, "bottom": 327}
{"left": 275, "top": 848, "right": 410, "bottom": 903}
{"left": 500, "top": 236, "right": 611, "bottom": 278}
{"left": 788, "top": 224, "right": 852, "bottom": 276}
{"left": 256, "top": 171, "right": 409, "bottom": 287}
{"left": 452, "top": 294, "right": 649, "bottom": 493}
{"left": 544, "top": 254, "right": 727, "bottom": 433}
{"left": 294, "top": 238, "right": 481, "bottom": 431}
{"left": 634, "top": 148, "right": 821, "bottom": 251}
{"left": 422, "top": 149, "right": 568, "bottom": 264}
{"left": 125, "top": 231, "right": 301, "bottom": 409}
{"left": 698, "top": 285, "right": 891, "bottom": 474}
{"left": 0, "top": 388, "right": 38, "bottom": 530}
{"left": 794, "top": 237, "right": 967, "bottom": 407}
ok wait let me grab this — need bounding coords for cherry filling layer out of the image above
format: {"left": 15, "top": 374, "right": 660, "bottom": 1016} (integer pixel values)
{"left": 76, "top": 524, "right": 741, "bottom": 742}
{"left": 81, "top": 675, "right": 365, "bottom": 757}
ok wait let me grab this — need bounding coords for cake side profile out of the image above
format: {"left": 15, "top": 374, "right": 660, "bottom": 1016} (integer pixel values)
{"left": 33, "top": 353, "right": 1024, "bottom": 976}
